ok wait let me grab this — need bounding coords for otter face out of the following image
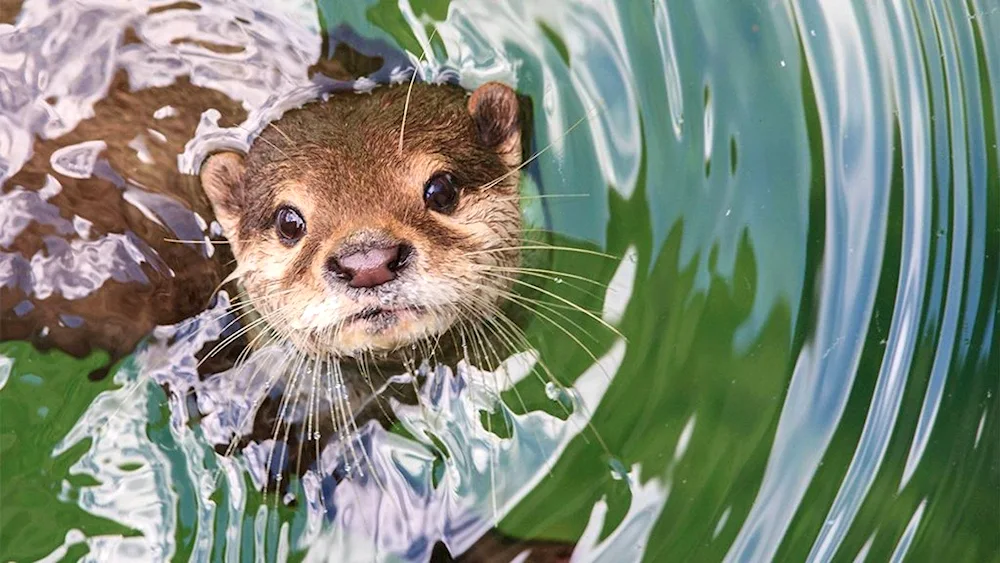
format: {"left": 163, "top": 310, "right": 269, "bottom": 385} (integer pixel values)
{"left": 201, "top": 82, "right": 524, "bottom": 357}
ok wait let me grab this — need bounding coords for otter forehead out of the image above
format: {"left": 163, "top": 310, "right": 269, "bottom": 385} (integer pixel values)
{"left": 245, "top": 84, "right": 508, "bottom": 180}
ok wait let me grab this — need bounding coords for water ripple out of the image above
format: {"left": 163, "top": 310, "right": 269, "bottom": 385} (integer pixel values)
{"left": 1, "top": 0, "right": 997, "bottom": 560}
{"left": 725, "top": 0, "right": 893, "bottom": 558}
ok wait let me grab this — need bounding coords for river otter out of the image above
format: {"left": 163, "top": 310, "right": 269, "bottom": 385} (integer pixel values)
{"left": 1, "top": 34, "right": 531, "bottom": 464}
{"left": 1, "top": 41, "right": 526, "bottom": 367}
{"left": 1, "top": 7, "right": 584, "bottom": 559}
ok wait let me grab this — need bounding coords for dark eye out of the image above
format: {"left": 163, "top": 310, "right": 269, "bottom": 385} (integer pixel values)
{"left": 423, "top": 173, "right": 459, "bottom": 214}
{"left": 274, "top": 206, "right": 306, "bottom": 245}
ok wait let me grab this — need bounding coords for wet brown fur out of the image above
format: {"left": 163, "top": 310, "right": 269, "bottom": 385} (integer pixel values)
{"left": 0, "top": 70, "right": 245, "bottom": 360}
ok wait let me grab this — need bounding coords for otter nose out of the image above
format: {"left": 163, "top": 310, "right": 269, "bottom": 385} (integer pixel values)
{"left": 328, "top": 243, "right": 411, "bottom": 288}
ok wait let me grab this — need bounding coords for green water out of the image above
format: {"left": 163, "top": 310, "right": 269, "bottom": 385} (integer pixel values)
{"left": 1, "top": 0, "right": 998, "bottom": 561}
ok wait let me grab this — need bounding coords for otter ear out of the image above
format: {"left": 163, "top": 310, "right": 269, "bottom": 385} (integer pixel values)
{"left": 468, "top": 82, "right": 522, "bottom": 167}
{"left": 200, "top": 151, "right": 245, "bottom": 238}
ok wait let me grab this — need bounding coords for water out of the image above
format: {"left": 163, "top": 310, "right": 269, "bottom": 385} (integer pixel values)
{"left": 1, "top": 0, "right": 997, "bottom": 561}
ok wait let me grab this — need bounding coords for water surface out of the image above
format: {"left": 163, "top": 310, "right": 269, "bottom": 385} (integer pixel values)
{"left": 0, "top": 0, "right": 997, "bottom": 561}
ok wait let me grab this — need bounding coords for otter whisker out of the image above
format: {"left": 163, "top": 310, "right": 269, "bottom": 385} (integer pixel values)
{"left": 472, "top": 277, "right": 606, "bottom": 318}
{"left": 265, "top": 122, "right": 295, "bottom": 147}
{"left": 450, "top": 303, "right": 579, "bottom": 491}
{"left": 462, "top": 294, "right": 579, "bottom": 412}
{"left": 295, "top": 352, "right": 322, "bottom": 484}
{"left": 465, "top": 322, "right": 501, "bottom": 523}
{"left": 489, "top": 289, "right": 603, "bottom": 345}
{"left": 230, "top": 310, "right": 286, "bottom": 376}
{"left": 208, "top": 326, "right": 291, "bottom": 498}
{"left": 168, "top": 275, "right": 273, "bottom": 333}
{"left": 222, "top": 319, "right": 298, "bottom": 467}
{"left": 398, "top": 27, "right": 441, "bottom": 154}
{"left": 324, "top": 357, "right": 351, "bottom": 471}
{"left": 212, "top": 329, "right": 292, "bottom": 492}
{"left": 354, "top": 351, "right": 395, "bottom": 432}
{"left": 476, "top": 106, "right": 601, "bottom": 192}
{"left": 334, "top": 360, "right": 363, "bottom": 478}
{"left": 457, "top": 294, "right": 574, "bottom": 406}
{"left": 167, "top": 313, "right": 287, "bottom": 442}
{"left": 496, "top": 193, "right": 591, "bottom": 202}
{"left": 468, "top": 297, "right": 617, "bottom": 457}
{"left": 460, "top": 310, "right": 533, "bottom": 415}
{"left": 401, "top": 351, "right": 432, "bottom": 428}
{"left": 327, "top": 356, "right": 387, "bottom": 543}
{"left": 313, "top": 354, "right": 332, "bottom": 511}
{"left": 262, "top": 336, "right": 301, "bottom": 467}
{"left": 220, "top": 330, "right": 287, "bottom": 462}
{"left": 268, "top": 345, "right": 310, "bottom": 504}
{"left": 197, "top": 293, "right": 301, "bottom": 368}
{"left": 452, "top": 292, "right": 622, "bottom": 472}
{"left": 472, "top": 276, "right": 606, "bottom": 315}
{"left": 483, "top": 272, "right": 625, "bottom": 340}
{"left": 499, "top": 292, "right": 613, "bottom": 385}
{"left": 163, "top": 238, "right": 232, "bottom": 244}
{"left": 454, "top": 298, "right": 616, "bottom": 473}
{"left": 205, "top": 285, "right": 298, "bottom": 338}
{"left": 320, "top": 314, "right": 375, "bottom": 484}
{"left": 466, "top": 244, "right": 619, "bottom": 260}
{"left": 479, "top": 264, "right": 612, "bottom": 290}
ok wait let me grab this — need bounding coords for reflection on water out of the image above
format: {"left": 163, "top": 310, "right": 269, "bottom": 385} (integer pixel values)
{"left": 1, "top": 0, "right": 997, "bottom": 561}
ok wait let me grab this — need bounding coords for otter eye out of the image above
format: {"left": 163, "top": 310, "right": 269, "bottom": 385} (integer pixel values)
{"left": 423, "top": 173, "right": 459, "bottom": 214}
{"left": 274, "top": 206, "right": 306, "bottom": 245}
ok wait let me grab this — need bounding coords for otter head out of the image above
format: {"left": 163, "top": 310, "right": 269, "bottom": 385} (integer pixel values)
{"left": 200, "top": 82, "right": 524, "bottom": 357}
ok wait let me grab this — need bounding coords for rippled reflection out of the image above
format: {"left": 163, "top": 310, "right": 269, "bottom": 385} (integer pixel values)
{"left": 1, "top": 0, "right": 997, "bottom": 561}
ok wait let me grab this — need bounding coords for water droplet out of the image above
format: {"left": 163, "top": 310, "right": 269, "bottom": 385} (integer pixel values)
{"left": 608, "top": 458, "right": 629, "bottom": 481}
{"left": 313, "top": 431, "right": 321, "bottom": 440}
{"left": 554, "top": 277, "right": 564, "bottom": 284}
{"left": 779, "top": 60, "right": 786, "bottom": 67}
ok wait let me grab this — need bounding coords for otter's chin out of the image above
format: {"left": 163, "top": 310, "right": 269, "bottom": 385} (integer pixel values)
{"left": 312, "top": 308, "right": 456, "bottom": 357}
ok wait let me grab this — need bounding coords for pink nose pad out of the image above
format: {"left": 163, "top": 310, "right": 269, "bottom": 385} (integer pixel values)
{"left": 327, "top": 244, "right": 411, "bottom": 288}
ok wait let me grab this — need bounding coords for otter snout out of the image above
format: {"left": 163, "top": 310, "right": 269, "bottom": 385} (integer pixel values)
{"left": 327, "top": 242, "right": 413, "bottom": 288}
